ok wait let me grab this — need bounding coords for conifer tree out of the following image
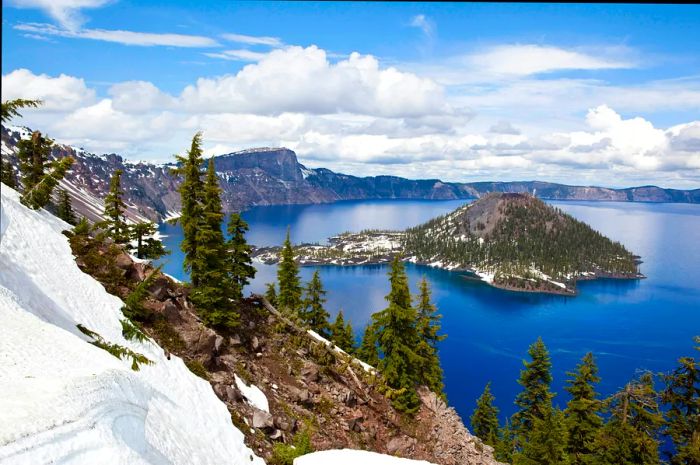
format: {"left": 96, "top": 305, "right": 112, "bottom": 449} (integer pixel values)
{"left": 661, "top": 337, "right": 700, "bottom": 465}
{"left": 265, "top": 282, "right": 278, "bottom": 307}
{"left": 226, "top": 212, "right": 256, "bottom": 300}
{"left": 56, "top": 188, "right": 76, "bottom": 224}
{"left": 358, "top": 322, "right": 380, "bottom": 367}
{"left": 330, "top": 309, "right": 355, "bottom": 353}
{"left": 1, "top": 157, "right": 16, "bottom": 188}
{"left": 99, "top": 169, "right": 131, "bottom": 243}
{"left": 471, "top": 382, "right": 500, "bottom": 447}
{"left": 372, "top": 256, "right": 422, "bottom": 414}
{"left": 277, "top": 228, "right": 302, "bottom": 313}
{"left": 516, "top": 407, "right": 569, "bottom": 465}
{"left": 564, "top": 352, "right": 603, "bottom": 465}
{"left": 17, "top": 130, "right": 52, "bottom": 192}
{"left": 301, "top": 270, "right": 331, "bottom": 337}
{"left": 172, "top": 133, "right": 205, "bottom": 286}
{"left": 512, "top": 337, "right": 555, "bottom": 447}
{"left": 20, "top": 156, "right": 73, "bottom": 209}
{"left": 131, "top": 222, "right": 168, "bottom": 260}
{"left": 190, "top": 158, "right": 233, "bottom": 328}
{"left": 415, "top": 277, "right": 446, "bottom": 397}
{"left": 495, "top": 419, "right": 516, "bottom": 463}
{"left": 593, "top": 371, "right": 664, "bottom": 465}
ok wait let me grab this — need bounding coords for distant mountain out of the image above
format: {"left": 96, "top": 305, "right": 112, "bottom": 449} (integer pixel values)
{"left": 2, "top": 125, "right": 698, "bottom": 223}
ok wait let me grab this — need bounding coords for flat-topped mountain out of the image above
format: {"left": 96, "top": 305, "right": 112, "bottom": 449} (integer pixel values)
{"left": 2, "top": 125, "right": 698, "bottom": 224}
{"left": 254, "top": 193, "right": 644, "bottom": 295}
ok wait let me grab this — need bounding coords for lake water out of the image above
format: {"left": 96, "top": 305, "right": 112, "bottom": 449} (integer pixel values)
{"left": 157, "top": 199, "right": 700, "bottom": 428}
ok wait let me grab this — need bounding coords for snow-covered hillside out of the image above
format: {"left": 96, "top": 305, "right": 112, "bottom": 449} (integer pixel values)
{"left": 0, "top": 186, "right": 264, "bottom": 465}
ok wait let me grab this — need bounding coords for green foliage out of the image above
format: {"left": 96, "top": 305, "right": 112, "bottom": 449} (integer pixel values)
{"left": 67, "top": 224, "right": 128, "bottom": 294}
{"left": 330, "top": 309, "right": 355, "bottom": 354}
{"left": 357, "top": 322, "right": 380, "bottom": 367}
{"left": 226, "top": 212, "right": 256, "bottom": 300}
{"left": 495, "top": 419, "right": 516, "bottom": 463}
{"left": 130, "top": 221, "right": 168, "bottom": 260}
{"left": 76, "top": 324, "right": 152, "bottom": 371}
{"left": 372, "top": 256, "right": 422, "bottom": 414}
{"left": 152, "top": 319, "right": 186, "bottom": 353}
{"left": 265, "top": 282, "right": 278, "bottom": 307}
{"left": 96, "top": 169, "right": 130, "bottom": 243}
{"left": 513, "top": 337, "right": 555, "bottom": 444}
{"left": 1, "top": 98, "right": 41, "bottom": 123}
{"left": 185, "top": 359, "right": 210, "bottom": 380}
{"left": 172, "top": 132, "right": 205, "bottom": 286}
{"left": 565, "top": 352, "right": 603, "bottom": 465}
{"left": 661, "top": 337, "right": 700, "bottom": 465}
{"left": 56, "top": 188, "right": 76, "bottom": 224}
{"left": 269, "top": 423, "right": 314, "bottom": 465}
{"left": 471, "top": 382, "right": 500, "bottom": 447}
{"left": 415, "top": 277, "right": 446, "bottom": 398}
{"left": 1, "top": 157, "right": 17, "bottom": 188}
{"left": 17, "top": 129, "right": 72, "bottom": 210}
{"left": 277, "top": 228, "right": 302, "bottom": 313}
{"left": 121, "top": 265, "right": 162, "bottom": 321}
{"left": 120, "top": 318, "right": 147, "bottom": 343}
{"left": 300, "top": 270, "right": 331, "bottom": 338}
{"left": 514, "top": 407, "right": 569, "bottom": 465}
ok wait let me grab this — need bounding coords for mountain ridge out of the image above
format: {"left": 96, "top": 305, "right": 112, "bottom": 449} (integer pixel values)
{"left": 2, "top": 125, "right": 698, "bottom": 224}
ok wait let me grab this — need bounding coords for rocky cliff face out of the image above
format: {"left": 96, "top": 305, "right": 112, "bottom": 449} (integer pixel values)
{"left": 3, "top": 125, "right": 698, "bottom": 224}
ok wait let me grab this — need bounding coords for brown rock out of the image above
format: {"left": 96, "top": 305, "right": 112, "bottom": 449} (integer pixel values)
{"left": 162, "top": 299, "right": 181, "bottom": 323}
{"left": 252, "top": 410, "right": 274, "bottom": 430}
{"left": 386, "top": 436, "right": 416, "bottom": 455}
{"left": 301, "top": 363, "right": 319, "bottom": 383}
{"left": 114, "top": 253, "right": 132, "bottom": 270}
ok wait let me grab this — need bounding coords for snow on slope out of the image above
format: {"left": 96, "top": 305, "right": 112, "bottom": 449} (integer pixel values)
{"left": 0, "top": 185, "right": 264, "bottom": 465}
{"left": 295, "top": 449, "right": 436, "bottom": 465}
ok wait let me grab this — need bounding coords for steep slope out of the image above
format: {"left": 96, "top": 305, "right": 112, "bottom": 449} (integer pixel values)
{"left": 0, "top": 186, "right": 264, "bottom": 465}
{"left": 3, "top": 125, "right": 697, "bottom": 224}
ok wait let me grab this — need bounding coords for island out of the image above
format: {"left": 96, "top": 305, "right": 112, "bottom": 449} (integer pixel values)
{"left": 252, "top": 193, "right": 645, "bottom": 295}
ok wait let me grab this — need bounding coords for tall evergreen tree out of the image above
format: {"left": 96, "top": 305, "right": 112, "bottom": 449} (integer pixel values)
{"left": 17, "top": 130, "right": 52, "bottom": 192}
{"left": 1, "top": 157, "right": 16, "bottom": 188}
{"left": 330, "top": 309, "right": 354, "bottom": 353}
{"left": 190, "top": 158, "right": 233, "bottom": 328}
{"left": 415, "top": 277, "right": 446, "bottom": 397}
{"left": 372, "top": 256, "right": 422, "bottom": 414}
{"left": 495, "top": 419, "right": 516, "bottom": 463}
{"left": 593, "top": 371, "right": 664, "bottom": 465}
{"left": 565, "top": 352, "right": 603, "bottom": 465}
{"left": 277, "top": 228, "right": 302, "bottom": 313}
{"left": 100, "top": 169, "right": 130, "bottom": 243}
{"left": 130, "top": 222, "right": 168, "bottom": 260}
{"left": 56, "top": 188, "right": 76, "bottom": 224}
{"left": 265, "top": 282, "right": 278, "bottom": 307}
{"left": 172, "top": 133, "right": 205, "bottom": 286}
{"left": 20, "top": 156, "right": 73, "bottom": 210}
{"left": 226, "top": 212, "right": 256, "bottom": 300}
{"left": 512, "top": 337, "right": 555, "bottom": 447}
{"left": 301, "top": 270, "right": 331, "bottom": 337}
{"left": 358, "top": 322, "right": 380, "bottom": 367}
{"left": 471, "top": 382, "right": 500, "bottom": 447}
{"left": 516, "top": 407, "right": 569, "bottom": 465}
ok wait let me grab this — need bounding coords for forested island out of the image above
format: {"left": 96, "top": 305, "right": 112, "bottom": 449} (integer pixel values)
{"left": 253, "top": 193, "right": 644, "bottom": 295}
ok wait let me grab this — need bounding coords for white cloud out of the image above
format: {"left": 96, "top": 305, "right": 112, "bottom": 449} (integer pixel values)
{"left": 1, "top": 68, "right": 95, "bottom": 111}
{"left": 409, "top": 14, "right": 434, "bottom": 38}
{"left": 221, "top": 33, "right": 282, "bottom": 47}
{"left": 8, "top": 0, "right": 111, "bottom": 30}
{"left": 14, "top": 23, "right": 219, "bottom": 47}
{"left": 467, "top": 44, "right": 635, "bottom": 77}
{"left": 489, "top": 121, "right": 520, "bottom": 135}
{"left": 108, "top": 81, "right": 177, "bottom": 113}
{"left": 204, "top": 49, "right": 268, "bottom": 62}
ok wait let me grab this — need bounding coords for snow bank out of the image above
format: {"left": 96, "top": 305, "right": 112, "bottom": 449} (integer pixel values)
{"left": 234, "top": 374, "right": 270, "bottom": 413}
{"left": 0, "top": 185, "right": 264, "bottom": 465}
{"left": 294, "top": 449, "right": 437, "bottom": 465}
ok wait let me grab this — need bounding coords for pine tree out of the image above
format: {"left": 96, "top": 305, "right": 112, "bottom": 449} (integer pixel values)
{"left": 593, "top": 371, "right": 664, "bottom": 465}
{"left": 226, "top": 212, "right": 256, "bottom": 300}
{"left": 661, "top": 337, "right": 700, "bottom": 465}
{"left": 471, "top": 382, "right": 500, "bottom": 447}
{"left": 516, "top": 407, "right": 569, "bottom": 465}
{"left": 17, "top": 130, "right": 52, "bottom": 192}
{"left": 358, "top": 322, "right": 380, "bottom": 367}
{"left": 1, "top": 98, "right": 41, "bottom": 123}
{"left": 372, "top": 256, "right": 422, "bottom": 414}
{"left": 330, "top": 309, "right": 355, "bottom": 353}
{"left": 172, "top": 133, "right": 205, "bottom": 286}
{"left": 512, "top": 337, "right": 555, "bottom": 447}
{"left": 265, "top": 282, "right": 278, "bottom": 307}
{"left": 130, "top": 222, "right": 168, "bottom": 260}
{"left": 495, "top": 419, "right": 516, "bottom": 463}
{"left": 1, "top": 157, "right": 16, "bottom": 188}
{"left": 565, "top": 352, "right": 603, "bottom": 465}
{"left": 99, "top": 169, "right": 130, "bottom": 244}
{"left": 277, "top": 228, "right": 302, "bottom": 313}
{"left": 20, "top": 156, "right": 73, "bottom": 210}
{"left": 415, "top": 277, "right": 446, "bottom": 397}
{"left": 56, "top": 188, "right": 76, "bottom": 224}
{"left": 300, "top": 270, "right": 331, "bottom": 337}
{"left": 190, "top": 158, "right": 233, "bottom": 328}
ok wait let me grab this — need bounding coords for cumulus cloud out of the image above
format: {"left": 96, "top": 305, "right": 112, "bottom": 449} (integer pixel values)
{"left": 489, "top": 121, "right": 521, "bottom": 135}
{"left": 1, "top": 68, "right": 95, "bottom": 110}
{"left": 108, "top": 81, "right": 177, "bottom": 113}
{"left": 8, "top": 0, "right": 110, "bottom": 30}
{"left": 14, "top": 22, "right": 219, "bottom": 47}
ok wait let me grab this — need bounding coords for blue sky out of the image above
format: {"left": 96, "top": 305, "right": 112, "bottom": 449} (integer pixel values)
{"left": 2, "top": 1, "right": 699, "bottom": 188}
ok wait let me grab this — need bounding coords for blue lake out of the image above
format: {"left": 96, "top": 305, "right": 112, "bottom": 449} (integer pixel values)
{"left": 157, "top": 199, "right": 700, "bottom": 428}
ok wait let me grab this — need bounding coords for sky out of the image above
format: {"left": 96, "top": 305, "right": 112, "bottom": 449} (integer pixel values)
{"left": 2, "top": 1, "right": 699, "bottom": 189}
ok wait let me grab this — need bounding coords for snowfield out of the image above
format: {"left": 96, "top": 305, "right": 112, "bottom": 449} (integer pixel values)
{"left": 0, "top": 186, "right": 264, "bottom": 465}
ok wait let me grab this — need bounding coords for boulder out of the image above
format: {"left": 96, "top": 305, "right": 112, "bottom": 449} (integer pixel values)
{"left": 348, "top": 415, "right": 364, "bottom": 433}
{"left": 252, "top": 410, "right": 274, "bottom": 430}
{"left": 114, "top": 253, "right": 133, "bottom": 270}
{"left": 301, "top": 363, "right": 319, "bottom": 383}
{"left": 288, "top": 386, "right": 311, "bottom": 405}
{"left": 148, "top": 275, "right": 171, "bottom": 300}
{"left": 162, "top": 299, "right": 181, "bottom": 323}
{"left": 387, "top": 436, "right": 417, "bottom": 455}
